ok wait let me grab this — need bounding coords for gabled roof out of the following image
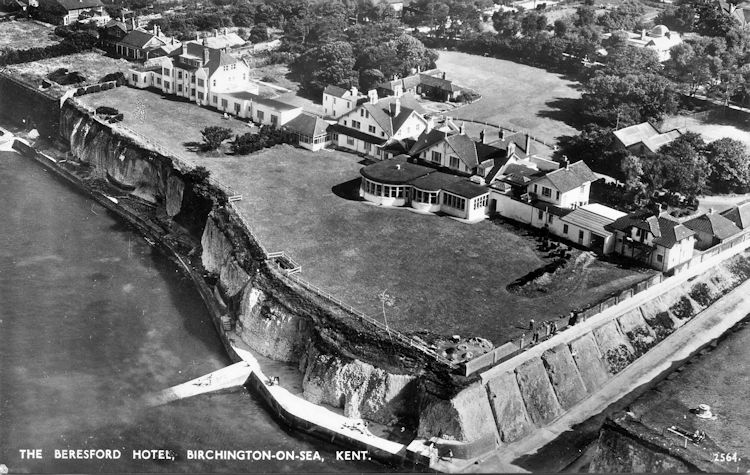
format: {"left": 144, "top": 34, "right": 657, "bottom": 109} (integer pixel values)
{"left": 118, "top": 29, "right": 161, "bottom": 49}
{"left": 226, "top": 91, "right": 301, "bottom": 111}
{"left": 105, "top": 19, "right": 128, "bottom": 32}
{"left": 605, "top": 210, "right": 695, "bottom": 248}
{"left": 531, "top": 161, "right": 598, "bottom": 193}
{"left": 444, "top": 133, "right": 478, "bottom": 169}
{"left": 613, "top": 122, "right": 681, "bottom": 153}
{"left": 409, "top": 128, "right": 448, "bottom": 155}
{"left": 52, "top": 0, "right": 102, "bottom": 10}
{"left": 684, "top": 212, "right": 742, "bottom": 240}
{"left": 323, "top": 85, "right": 349, "bottom": 98}
{"left": 418, "top": 73, "right": 457, "bottom": 92}
{"left": 362, "top": 101, "right": 418, "bottom": 137}
{"left": 720, "top": 200, "right": 750, "bottom": 229}
{"left": 284, "top": 113, "right": 330, "bottom": 137}
{"left": 613, "top": 122, "right": 661, "bottom": 148}
{"left": 200, "top": 33, "right": 245, "bottom": 50}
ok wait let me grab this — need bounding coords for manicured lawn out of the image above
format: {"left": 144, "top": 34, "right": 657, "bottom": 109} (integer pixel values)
{"left": 80, "top": 87, "right": 648, "bottom": 346}
{"left": 0, "top": 20, "right": 59, "bottom": 50}
{"left": 6, "top": 52, "right": 133, "bottom": 87}
{"left": 208, "top": 146, "right": 649, "bottom": 345}
{"left": 436, "top": 51, "right": 582, "bottom": 143}
{"left": 661, "top": 113, "right": 750, "bottom": 150}
{"left": 78, "top": 87, "right": 253, "bottom": 169}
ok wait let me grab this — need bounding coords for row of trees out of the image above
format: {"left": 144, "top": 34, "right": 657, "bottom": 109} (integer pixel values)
{"left": 0, "top": 30, "right": 97, "bottom": 67}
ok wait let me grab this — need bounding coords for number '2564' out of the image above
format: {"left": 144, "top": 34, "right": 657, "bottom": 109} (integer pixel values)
{"left": 714, "top": 452, "right": 739, "bottom": 463}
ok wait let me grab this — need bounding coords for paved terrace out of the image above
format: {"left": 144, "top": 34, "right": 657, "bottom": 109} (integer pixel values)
{"left": 78, "top": 87, "right": 648, "bottom": 345}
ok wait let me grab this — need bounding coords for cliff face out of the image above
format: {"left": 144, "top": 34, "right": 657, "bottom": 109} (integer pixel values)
{"left": 62, "top": 107, "right": 169, "bottom": 202}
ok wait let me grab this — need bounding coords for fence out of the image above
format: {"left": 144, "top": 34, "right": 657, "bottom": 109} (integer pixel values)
{"left": 461, "top": 226, "right": 750, "bottom": 376}
{"left": 448, "top": 116, "right": 555, "bottom": 149}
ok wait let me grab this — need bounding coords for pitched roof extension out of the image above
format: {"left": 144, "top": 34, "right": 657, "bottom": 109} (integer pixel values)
{"left": 720, "top": 200, "right": 750, "bottom": 229}
{"left": 531, "top": 160, "right": 598, "bottom": 192}
{"left": 684, "top": 212, "right": 742, "bottom": 240}
{"left": 284, "top": 113, "right": 330, "bottom": 137}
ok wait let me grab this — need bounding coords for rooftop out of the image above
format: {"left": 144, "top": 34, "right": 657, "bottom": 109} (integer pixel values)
{"left": 360, "top": 157, "right": 433, "bottom": 184}
{"left": 284, "top": 113, "right": 330, "bottom": 137}
{"left": 684, "top": 212, "right": 742, "bottom": 240}
{"left": 721, "top": 200, "right": 750, "bottom": 229}
{"left": 531, "top": 160, "right": 598, "bottom": 192}
{"left": 561, "top": 204, "right": 626, "bottom": 237}
{"left": 606, "top": 210, "right": 696, "bottom": 248}
{"left": 613, "top": 122, "right": 681, "bottom": 153}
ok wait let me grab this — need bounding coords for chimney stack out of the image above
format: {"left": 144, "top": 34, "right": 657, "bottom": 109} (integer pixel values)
{"left": 153, "top": 25, "right": 157, "bottom": 36}
{"left": 390, "top": 99, "right": 401, "bottom": 116}
{"left": 350, "top": 86, "right": 358, "bottom": 97}
{"left": 459, "top": 121, "right": 465, "bottom": 135}
{"left": 641, "top": 29, "right": 646, "bottom": 40}
{"left": 368, "top": 89, "right": 378, "bottom": 104}
{"left": 214, "top": 29, "right": 219, "bottom": 37}
{"left": 562, "top": 155, "right": 569, "bottom": 169}
{"left": 181, "top": 43, "right": 187, "bottom": 56}
{"left": 480, "top": 129, "right": 486, "bottom": 144}
{"left": 525, "top": 134, "right": 531, "bottom": 155}
{"left": 708, "top": 207, "right": 715, "bottom": 214}
{"left": 223, "top": 27, "right": 228, "bottom": 36}
{"left": 196, "top": 32, "right": 200, "bottom": 41}
{"left": 203, "top": 42, "right": 210, "bottom": 64}
{"left": 499, "top": 129, "right": 506, "bottom": 141}
{"left": 442, "top": 71, "right": 446, "bottom": 80}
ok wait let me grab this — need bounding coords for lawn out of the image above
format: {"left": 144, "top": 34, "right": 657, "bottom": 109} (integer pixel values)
{"left": 80, "top": 87, "right": 648, "bottom": 346}
{"left": 660, "top": 113, "right": 750, "bottom": 150}
{"left": 78, "top": 87, "right": 253, "bottom": 170}
{"left": 5, "top": 52, "right": 133, "bottom": 88}
{"left": 436, "top": 51, "right": 582, "bottom": 143}
{"left": 207, "top": 147, "right": 648, "bottom": 346}
{"left": 0, "top": 20, "right": 59, "bottom": 50}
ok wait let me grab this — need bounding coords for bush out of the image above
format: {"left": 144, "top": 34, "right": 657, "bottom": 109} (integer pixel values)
{"left": 201, "top": 126, "right": 233, "bottom": 151}
{"left": 100, "top": 72, "right": 127, "bottom": 86}
{"left": 232, "top": 125, "right": 291, "bottom": 155}
{"left": 96, "top": 106, "right": 120, "bottom": 116}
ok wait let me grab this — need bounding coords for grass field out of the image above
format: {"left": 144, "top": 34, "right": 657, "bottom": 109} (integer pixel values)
{"left": 436, "top": 51, "right": 582, "bottom": 143}
{"left": 80, "top": 87, "right": 648, "bottom": 345}
{"left": 661, "top": 113, "right": 750, "bottom": 150}
{"left": 78, "top": 87, "right": 253, "bottom": 169}
{"left": 0, "top": 20, "right": 59, "bottom": 50}
{"left": 207, "top": 147, "right": 648, "bottom": 345}
{"left": 6, "top": 53, "right": 133, "bottom": 88}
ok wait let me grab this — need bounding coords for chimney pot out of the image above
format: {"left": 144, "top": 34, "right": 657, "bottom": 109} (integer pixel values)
{"left": 480, "top": 129, "right": 486, "bottom": 144}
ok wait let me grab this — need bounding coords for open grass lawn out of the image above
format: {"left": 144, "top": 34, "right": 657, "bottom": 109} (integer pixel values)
{"left": 661, "top": 113, "right": 750, "bottom": 150}
{"left": 0, "top": 20, "right": 59, "bottom": 50}
{"left": 81, "top": 87, "right": 648, "bottom": 345}
{"left": 78, "top": 87, "right": 253, "bottom": 169}
{"left": 208, "top": 146, "right": 648, "bottom": 345}
{"left": 6, "top": 52, "right": 133, "bottom": 87}
{"left": 436, "top": 51, "right": 582, "bottom": 143}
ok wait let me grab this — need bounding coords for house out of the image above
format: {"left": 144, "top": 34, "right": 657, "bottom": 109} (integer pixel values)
{"left": 527, "top": 160, "right": 599, "bottom": 209}
{"left": 613, "top": 122, "right": 682, "bottom": 156}
{"left": 35, "top": 0, "right": 104, "bottom": 25}
{"left": 115, "top": 27, "right": 181, "bottom": 61}
{"left": 719, "top": 0, "right": 750, "bottom": 27}
{"left": 199, "top": 29, "right": 245, "bottom": 50}
{"left": 683, "top": 210, "right": 741, "bottom": 250}
{"left": 359, "top": 157, "right": 490, "bottom": 221}
{"left": 556, "top": 203, "right": 626, "bottom": 254}
{"left": 213, "top": 91, "right": 302, "bottom": 127}
{"left": 377, "top": 69, "right": 463, "bottom": 102}
{"left": 101, "top": 17, "right": 136, "bottom": 50}
{"left": 129, "top": 39, "right": 252, "bottom": 104}
{"left": 331, "top": 90, "right": 429, "bottom": 159}
{"left": 322, "top": 85, "right": 363, "bottom": 119}
{"left": 408, "top": 127, "right": 506, "bottom": 176}
{"left": 605, "top": 210, "right": 696, "bottom": 272}
{"left": 283, "top": 113, "right": 332, "bottom": 151}
{"left": 720, "top": 200, "right": 750, "bottom": 229}
{"left": 602, "top": 25, "right": 683, "bottom": 62}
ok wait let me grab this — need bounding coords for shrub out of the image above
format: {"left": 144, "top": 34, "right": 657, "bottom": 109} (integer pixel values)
{"left": 100, "top": 72, "right": 127, "bottom": 86}
{"left": 96, "top": 106, "right": 119, "bottom": 116}
{"left": 201, "top": 126, "right": 233, "bottom": 151}
{"left": 232, "top": 125, "right": 291, "bottom": 155}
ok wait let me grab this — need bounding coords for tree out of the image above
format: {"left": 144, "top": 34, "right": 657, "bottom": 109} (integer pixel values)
{"left": 706, "top": 138, "right": 750, "bottom": 193}
{"left": 359, "top": 68, "right": 385, "bottom": 92}
{"left": 644, "top": 133, "right": 710, "bottom": 199}
{"left": 201, "top": 126, "right": 233, "bottom": 151}
{"left": 621, "top": 154, "right": 647, "bottom": 199}
{"left": 293, "top": 41, "right": 357, "bottom": 95}
{"left": 249, "top": 23, "right": 269, "bottom": 43}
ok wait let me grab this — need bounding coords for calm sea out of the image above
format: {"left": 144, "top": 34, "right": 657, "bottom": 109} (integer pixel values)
{"left": 0, "top": 150, "right": 388, "bottom": 473}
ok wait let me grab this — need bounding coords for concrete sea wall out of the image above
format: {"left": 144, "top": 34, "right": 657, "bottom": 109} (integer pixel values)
{"left": 416, "top": 250, "right": 750, "bottom": 454}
